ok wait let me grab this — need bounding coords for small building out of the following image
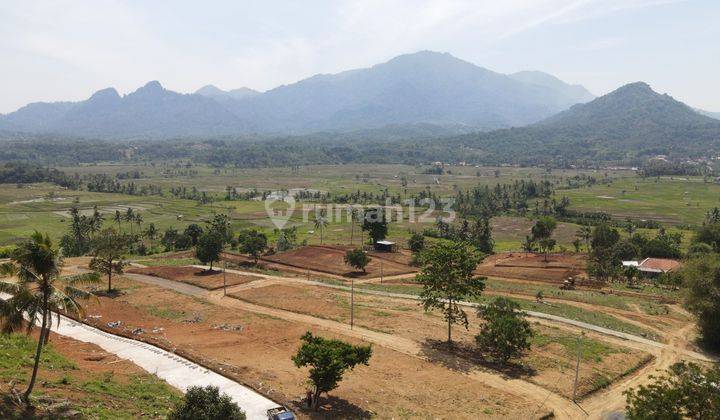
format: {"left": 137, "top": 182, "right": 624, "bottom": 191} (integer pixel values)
{"left": 374, "top": 240, "right": 397, "bottom": 252}
{"left": 637, "top": 258, "right": 682, "bottom": 275}
{"left": 622, "top": 260, "right": 639, "bottom": 268}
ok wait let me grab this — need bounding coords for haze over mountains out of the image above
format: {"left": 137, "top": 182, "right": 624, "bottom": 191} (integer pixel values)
{"left": 0, "top": 51, "right": 596, "bottom": 139}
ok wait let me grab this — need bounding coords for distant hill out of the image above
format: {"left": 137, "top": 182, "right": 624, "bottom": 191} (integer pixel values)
{"left": 452, "top": 82, "right": 720, "bottom": 164}
{"left": 695, "top": 108, "right": 720, "bottom": 120}
{"left": 0, "top": 51, "right": 594, "bottom": 139}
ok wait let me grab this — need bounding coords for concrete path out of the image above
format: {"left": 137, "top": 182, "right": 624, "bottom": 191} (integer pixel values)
{"left": 0, "top": 292, "right": 281, "bottom": 420}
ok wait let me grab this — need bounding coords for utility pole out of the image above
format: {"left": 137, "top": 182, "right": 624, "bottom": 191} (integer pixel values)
{"left": 350, "top": 277, "right": 355, "bottom": 329}
{"left": 572, "top": 333, "right": 584, "bottom": 402}
{"left": 223, "top": 260, "right": 227, "bottom": 296}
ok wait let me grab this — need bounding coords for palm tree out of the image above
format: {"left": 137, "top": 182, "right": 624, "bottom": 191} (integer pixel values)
{"left": 349, "top": 207, "right": 360, "bottom": 245}
{"left": 134, "top": 213, "right": 143, "bottom": 234}
{"left": 125, "top": 208, "right": 135, "bottom": 235}
{"left": 314, "top": 209, "right": 329, "bottom": 245}
{"left": 89, "top": 205, "right": 104, "bottom": 238}
{"left": 144, "top": 223, "right": 157, "bottom": 248}
{"left": 113, "top": 210, "right": 123, "bottom": 233}
{"left": 0, "top": 232, "right": 99, "bottom": 404}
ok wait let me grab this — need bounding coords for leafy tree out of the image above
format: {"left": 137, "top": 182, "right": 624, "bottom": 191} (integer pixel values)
{"left": 612, "top": 239, "right": 641, "bottom": 262}
{"left": 174, "top": 233, "right": 193, "bottom": 251}
{"left": 237, "top": 229, "right": 267, "bottom": 264}
{"left": 344, "top": 248, "right": 371, "bottom": 273}
{"left": 476, "top": 297, "right": 533, "bottom": 363}
{"left": 416, "top": 241, "right": 485, "bottom": 344}
{"left": 196, "top": 232, "right": 223, "bottom": 271}
{"left": 693, "top": 222, "right": 720, "bottom": 252}
{"left": 625, "top": 362, "right": 720, "bottom": 420}
{"left": 588, "top": 224, "right": 621, "bottom": 281}
{"left": 168, "top": 385, "right": 245, "bottom": 420}
{"left": 408, "top": 232, "right": 425, "bottom": 254}
{"left": 144, "top": 223, "right": 158, "bottom": 248}
{"left": 206, "top": 213, "right": 232, "bottom": 244}
{"left": 469, "top": 217, "right": 494, "bottom": 254}
{"left": 275, "top": 226, "right": 298, "bottom": 252}
{"left": 531, "top": 217, "right": 557, "bottom": 262}
{"left": 576, "top": 225, "right": 592, "bottom": 252}
{"left": 591, "top": 223, "right": 620, "bottom": 250}
{"left": 682, "top": 255, "right": 720, "bottom": 350}
{"left": 89, "top": 228, "right": 128, "bottom": 293}
{"left": 292, "top": 331, "right": 372, "bottom": 410}
{"left": 184, "top": 224, "right": 204, "bottom": 246}
{"left": 0, "top": 232, "right": 99, "bottom": 404}
{"left": 362, "top": 207, "right": 388, "bottom": 244}
{"left": 521, "top": 235, "right": 537, "bottom": 253}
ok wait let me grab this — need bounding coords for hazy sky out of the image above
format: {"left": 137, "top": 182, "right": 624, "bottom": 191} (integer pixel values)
{"left": 1, "top": 0, "right": 718, "bottom": 113}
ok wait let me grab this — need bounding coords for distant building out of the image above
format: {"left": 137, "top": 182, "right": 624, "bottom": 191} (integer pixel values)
{"left": 637, "top": 258, "right": 682, "bottom": 275}
{"left": 374, "top": 240, "right": 397, "bottom": 252}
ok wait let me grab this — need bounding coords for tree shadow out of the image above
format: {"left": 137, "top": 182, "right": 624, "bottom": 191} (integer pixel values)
{"left": 194, "top": 269, "right": 218, "bottom": 276}
{"left": 295, "top": 395, "right": 374, "bottom": 419}
{"left": 91, "top": 288, "right": 125, "bottom": 299}
{"left": 419, "top": 339, "right": 536, "bottom": 379}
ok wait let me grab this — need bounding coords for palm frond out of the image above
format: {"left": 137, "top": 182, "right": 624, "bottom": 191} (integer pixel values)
{"left": 62, "top": 272, "right": 101, "bottom": 287}
{"left": 0, "top": 262, "right": 17, "bottom": 277}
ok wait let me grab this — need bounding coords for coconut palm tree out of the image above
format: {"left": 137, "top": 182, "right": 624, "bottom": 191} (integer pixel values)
{"left": 124, "top": 208, "right": 135, "bottom": 235}
{"left": 0, "top": 232, "right": 99, "bottom": 404}
{"left": 314, "top": 209, "right": 329, "bottom": 245}
{"left": 134, "top": 213, "right": 143, "bottom": 234}
{"left": 113, "top": 210, "right": 123, "bottom": 233}
{"left": 577, "top": 226, "right": 592, "bottom": 252}
{"left": 349, "top": 207, "right": 360, "bottom": 245}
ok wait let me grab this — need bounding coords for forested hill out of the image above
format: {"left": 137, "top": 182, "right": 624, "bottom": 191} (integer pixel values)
{"left": 446, "top": 82, "right": 720, "bottom": 164}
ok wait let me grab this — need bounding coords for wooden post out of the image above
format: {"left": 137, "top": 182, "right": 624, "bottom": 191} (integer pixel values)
{"left": 350, "top": 277, "right": 355, "bottom": 329}
{"left": 572, "top": 334, "right": 583, "bottom": 402}
{"left": 380, "top": 261, "right": 384, "bottom": 284}
{"left": 223, "top": 261, "right": 227, "bottom": 296}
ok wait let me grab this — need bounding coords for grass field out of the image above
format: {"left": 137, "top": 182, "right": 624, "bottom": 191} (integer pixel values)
{"left": 0, "top": 163, "right": 709, "bottom": 252}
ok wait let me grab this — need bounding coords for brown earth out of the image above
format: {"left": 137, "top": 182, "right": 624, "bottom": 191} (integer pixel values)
{"left": 78, "top": 276, "right": 546, "bottom": 419}
{"left": 127, "top": 266, "right": 261, "bottom": 290}
{"left": 232, "top": 283, "right": 652, "bottom": 399}
{"left": 249, "top": 245, "right": 417, "bottom": 279}
{"left": 477, "top": 252, "right": 598, "bottom": 286}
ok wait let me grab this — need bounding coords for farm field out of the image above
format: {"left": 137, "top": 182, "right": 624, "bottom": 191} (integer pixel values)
{"left": 128, "top": 265, "right": 262, "bottom": 290}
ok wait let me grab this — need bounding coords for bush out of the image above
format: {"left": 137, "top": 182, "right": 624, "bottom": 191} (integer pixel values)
{"left": 0, "top": 245, "right": 16, "bottom": 258}
{"left": 168, "top": 385, "right": 245, "bottom": 420}
{"left": 476, "top": 297, "right": 533, "bottom": 363}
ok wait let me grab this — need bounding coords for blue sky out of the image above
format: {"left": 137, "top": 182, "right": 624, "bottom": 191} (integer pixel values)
{"left": 1, "top": 0, "right": 718, "bottom": 113}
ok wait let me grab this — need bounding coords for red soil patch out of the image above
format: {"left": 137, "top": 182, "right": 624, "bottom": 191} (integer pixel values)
{"left": 477, "top": 252, "right": 599, "bottom": 286}
{"left": 127, "top": 266, "right": 261, "bottom": 290}
{"left": 231, "top": 245, "right": 417, "bottom": 279}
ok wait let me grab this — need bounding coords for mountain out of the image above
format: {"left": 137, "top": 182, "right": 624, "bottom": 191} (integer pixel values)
{"left": 453, "top": 82, "right": 720, "bottom": 163}
{"left": 226, "top": 51, "right": 595, "bottom": 133}
{"left": 695, "top": 108, "right": 720, "bottom": 120}
{"left": 195, "top": 85, "right": 260, "bottom": 101}
{"left": 0, "top": 51, "right": 596, "bottom": 138}
{"left": 509, "top": 71, "right": 595, "bottom": 104}
{"left": 0, "top": 81, "right": 249, "bottom": 138}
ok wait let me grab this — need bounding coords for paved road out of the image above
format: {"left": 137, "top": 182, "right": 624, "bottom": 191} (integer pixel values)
{"left": 0, "top": 292, "right": 281, "bottom": 420}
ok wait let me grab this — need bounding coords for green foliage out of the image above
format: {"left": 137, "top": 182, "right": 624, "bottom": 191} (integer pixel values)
{"left": 206, "top": 214, "right": 233, "bottom": 244}
{"left": 0, "top": 245, "right": 16, "bottom": 258}
{"left": 292, "top": 331, "right": 372, "bottom": 410}
{"left": 625, "top": 362, "right": 720, "bottom": 420}
{"left": 168, "top": 385, "right": 245, "bottom": 420}
{"left": 408, "top": 233, "right": 425, "bottom": 254}
{"left": 682, "top": 255, "right": 720, "bottom": 350}
{"left": 275, "top": 227, "right": 298, "bottom": 252}
{"left": 195, "top": 232, "right": 223, "bottom": 270}
{"left": 476, "top": 297, "right": 533, "bottom": 363}
{"left": 694, "top": 222, "right": 720, "bottom": 252}
{"left": 237, "top": 229, "right": 268, "bottom": 264}
{"left": 88, "top": 228, "right": 128, "bottom": 292}
{"left": 532, "top": 217, "right": 557, "bottom": 261}
{"left": 416, "top": 240, "right": 485, "bottom": 343}
{"left": 361, "top": 208, "right": 388, "bottom": 244}
{"left": 183, "top": 224, "right": 204, "bottom": 246}
{"left": 344, "top": 248, "right": 370, "bottom": 272}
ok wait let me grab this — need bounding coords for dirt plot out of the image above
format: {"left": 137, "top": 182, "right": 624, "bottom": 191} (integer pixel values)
{"left": 79, "top": 276, "right": 544, "bottom": 418}
{"left": 127, "top": 266, "right": 261, "bottom": 290}
{"left": 476, "top": 252, "right": 597, "bottom": 286}
{"left": 259, "top": 245, "right": 417, "bottom": 278}
{"left": 233, "top": 283, "right": 652, "bottom": 399}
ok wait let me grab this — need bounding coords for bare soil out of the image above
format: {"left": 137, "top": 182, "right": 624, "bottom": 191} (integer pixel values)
{"left": 477, "top": 252, "right": 598, "bottom": 286}
{"left": 127, "top": 266, "right": 261, "bottom": 290}
{"left": 78, "top": 276, "right": 547, "bottom": 418}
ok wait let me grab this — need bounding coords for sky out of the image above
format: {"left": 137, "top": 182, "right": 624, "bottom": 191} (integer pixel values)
{"left": 1, "top": 0, "right": 718, "bottom": 113}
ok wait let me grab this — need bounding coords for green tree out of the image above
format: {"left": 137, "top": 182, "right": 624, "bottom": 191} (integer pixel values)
{"left": 144, "top": 223, "right": 158, "bottom": 248}
{"left": 0, "top": 232, "right": 99, "bottom": 404}
{"left": 313, "top": 209, "right": 329, "bottom": 245}
{"left": 532, "top": 217, "right": 557, "bottom": 262}
{"left": 237, "top": 229, "right": 268, "bottom": 264}
{"left": 88, "top": 228, "right": 128, "bottom": 293}
{"left": 292, "top": 331, "right": 372, "bottom": 410}
{"left": 576, "top": 225, "right": 592, "bottom": 252}
{"left": 625, "top": 362, "right": 720, "bottom": 420}
{"left": 476, "top": 297, "right": 533, "bottom": 363}
{"left": 125, "top": 207, "right": 135, "bottom": 235}
{"left": 168, "top": 385, "right": 245, "bottom": 420}
{"left": 196, "top": 232, "right": 223, "bottom": 271}
{"left": 416, "top": 241, "right": 485, "bottom": 344}
{"left": 206, "top": 213, "right": 232, "bottom": 244}
{"left": 693, "top": 222, "right": 720, "bottom": 252}
{"left": 408, "top": 232, "right": 425, "bottom": 254}
{"left": 114, "top": 210, "right": 123, "bottom": 232}
{"left": 682, "top": 255, "right": 720, "bottom": 350}
{"left": 344, "top": 248, "right": 371, "bottom": 273}
{"left": 362, "top": 207, "right": 388, "bottom": 244}
{"left": 184, "top": 224, "right": 204, "bottom": 246}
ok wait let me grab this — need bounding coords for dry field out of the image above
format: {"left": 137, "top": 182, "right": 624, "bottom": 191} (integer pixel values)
{"left": 476, "top": 252, "right": 595, "bottom": 286}
{"left": 127, "top": 266, "right": 262, "bottom": 290}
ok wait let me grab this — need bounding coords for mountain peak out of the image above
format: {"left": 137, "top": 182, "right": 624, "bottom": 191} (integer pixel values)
{"left": 88, "top": 87, "right": 120, "bottom": 101}
{"left": 137, "top": 80, "right": 164, "bottom": 93}
{"left": 195, "top": 84, "right": 225, "bottom": 96}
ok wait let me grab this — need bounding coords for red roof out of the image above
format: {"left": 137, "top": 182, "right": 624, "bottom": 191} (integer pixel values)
{"left": 638, "top": 258, "right": 682, "bottom": 273}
